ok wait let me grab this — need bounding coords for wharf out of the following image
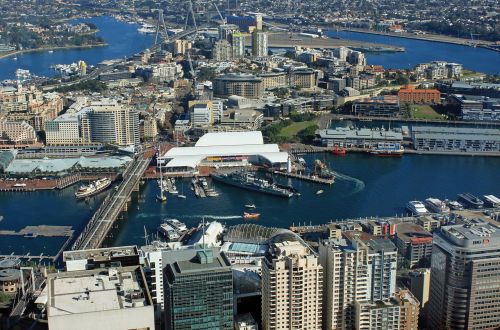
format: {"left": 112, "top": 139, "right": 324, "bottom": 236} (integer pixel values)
{"left": 270, "top": 170, "right": 334, "bottom": 185}
{"left": 0, "top": 225, "right": 74, "bottom": 237}
{"left": 0, "top": 173, "right": 117, "bottom": 192}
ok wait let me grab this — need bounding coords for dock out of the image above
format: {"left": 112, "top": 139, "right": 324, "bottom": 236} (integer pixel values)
{"left": 0, "top": 225, "right": 74, "bottom": 237}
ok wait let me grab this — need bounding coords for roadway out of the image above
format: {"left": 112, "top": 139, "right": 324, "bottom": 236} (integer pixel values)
{"left": 72, "top": 155, "right": 151, "bottom": 250}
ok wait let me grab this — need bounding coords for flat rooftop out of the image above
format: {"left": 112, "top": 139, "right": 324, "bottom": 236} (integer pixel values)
{"left": 47, "top": 266, "right": 151, "bottom": 317}
{"left": 439, "top": 219, "right": 500, "bottom": 248}
{"left": 63, "top": 246, "right": 138, "bottom": 262}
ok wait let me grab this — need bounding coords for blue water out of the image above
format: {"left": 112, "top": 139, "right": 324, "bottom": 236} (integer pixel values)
{"left": 328, "top": 31, "right": 500, "bottom": 74}
{"left": 0, "top": 16, "right": 153, "bottom": 80}
{"left": 110, "top": 153, "right": 500, "bottom": 247}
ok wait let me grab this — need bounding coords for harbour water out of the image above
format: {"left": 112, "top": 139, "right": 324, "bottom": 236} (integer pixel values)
{"left": 1, "top": 154, "right": 499, "bottom": 253}
{"left": 327, "top": 30, "right": 500, "bottom": 75}
{"left": 0, "top": 16, "right": 154, "bottom": 80}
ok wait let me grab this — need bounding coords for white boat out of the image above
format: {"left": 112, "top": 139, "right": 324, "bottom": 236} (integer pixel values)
{"left": 316, "top": 190, "right": 324, "bottom": 195}
{"left": 164, "top": 219, "right": 187, "bottom": 232}
{"left": 177, "top": 194, "right": 187, "bottom": 199}
{"left": 138, "top": 24, "right": 156, "bottom": 34}
{"left": 483, "top": 195, "right": 500, "bottom": 208}
{"left": 245, "top": 204, "right": 256, "bottom": 209}
{"left": 406, "top": 201, "right": 429, "bottom": 216}
{"left": 425, "top": 198, "right": 450, "bottom": 213}
{"left": 75, "top": 178, "right": 111, "bottom": 199}
{"left": 446, "top": 200, "right": 464, "bottom": 210}
{"left": 157, "top": 223, "right": 180, "bottom": 240}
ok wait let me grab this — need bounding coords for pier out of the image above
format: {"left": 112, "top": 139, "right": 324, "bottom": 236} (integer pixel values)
{"left": 71, "top": 155, "right": 151, "bottom": 250}
{"left": 270, "top": 170, "right": 335, "bottom": 185}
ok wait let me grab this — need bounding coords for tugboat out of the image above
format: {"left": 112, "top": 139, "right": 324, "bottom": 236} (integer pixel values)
{"left": 75, "top": 178, "right": 112, "bottom": 199}
{"left": 331, "top": 146, "right": 347, "bottom": 156}
{"left": 313, "top": 160, "right": 335, "bottom": 180}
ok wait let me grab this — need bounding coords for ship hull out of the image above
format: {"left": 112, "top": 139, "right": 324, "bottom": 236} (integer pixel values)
{"left": 75, "top": 179, "right": 111, "bottom": 199}
{"left": 212, "top": 175, "right": 293, "bottom": 198}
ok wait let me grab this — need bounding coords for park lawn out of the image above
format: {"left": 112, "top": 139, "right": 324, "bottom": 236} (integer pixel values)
{"left": 410, "top": 105, "right": 443, "bottom": 120}
{"left": 278, "top": 121, "right": 316, "bottom": 138}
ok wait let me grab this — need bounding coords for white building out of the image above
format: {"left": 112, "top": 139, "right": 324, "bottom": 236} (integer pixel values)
{"left": 262, "top": 240, "right": 323, "bottom": 330}
{"left": 46, "top": 266, "right": 154, "bottom": 330}
{"left": 252, "top": 31, "right": 268, "bottom": 57}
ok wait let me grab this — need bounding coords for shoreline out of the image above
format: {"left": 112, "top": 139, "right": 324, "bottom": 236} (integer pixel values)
{"left": 334, "top": 27, "right": 500, "bottom": 53}
{"left": 0, "top": 43, "right": 109, "bottom": 60}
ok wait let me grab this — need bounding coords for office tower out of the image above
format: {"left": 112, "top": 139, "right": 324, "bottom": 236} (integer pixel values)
{"left": 252, "top": 31, "right": 268, "bottom": 57}
{"left": 408, "top": 269, "right": 430, "bottom": 312}
{"left": 427, "top": 221, "right": 500, "bottom": 329}
{"left": 218, "top": 24, "right": 239, "bottom": 41}
{"left": 319, "top": 232, "right": 398, "bottom": 329}
{"left": 262, "top": 240, "right": 323, "bottom": 330}
{"left": 212, "top": 39, "right": 233, "bottom": 61}
{"left": 164, "top": 248, "right": 233, "bottom": 330}
{"left": 232, "top": 32, "right": 245, "bottom": 58}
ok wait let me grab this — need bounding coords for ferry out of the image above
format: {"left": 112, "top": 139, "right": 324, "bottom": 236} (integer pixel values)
{"left": 370, "top": 143, "right": 404, "bottom": 156}
{"left": 406, "top": 201, "right": 429, "bottom": 215}
{"left": 75, "top": 178, "right": 111, "bottom": 199}
{"left": 483, "top": 195, "right": 500, "bottom": 208}
{"left": 243, "top": 212, "right": 260, "bottom": 220}
{"left": 446, "top": 200, "right": 464, "bottom": 210}
{"left": 164, "top": 219, "right": 187, "bottom": 233}
{"left": 138, "top": 24, "right": 156, "bottom": 34}
{"left": 212, "top": 172, "right": 293, "bottom": 198}
{"left": 457, "top": 193, "right": 484, "bottom": 209}
{"left": 424, "top": 198, "right": 450, "bottom": 213}
{"left": 157, "top": 222, "right": 180, "bottom": 241}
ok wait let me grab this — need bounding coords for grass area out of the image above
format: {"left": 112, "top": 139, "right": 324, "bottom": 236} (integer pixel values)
{"left": 278, "top": 121, "right": 316, "bottom": 138}
{"left": 409, "top": 105, "right": 443, "bottom": 120}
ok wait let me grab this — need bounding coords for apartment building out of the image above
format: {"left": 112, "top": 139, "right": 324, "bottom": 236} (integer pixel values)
{"left": 262, "top": 240, "right": 323, "bottom": 330}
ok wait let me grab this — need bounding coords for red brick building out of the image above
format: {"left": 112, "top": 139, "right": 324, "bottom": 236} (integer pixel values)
{"left": 398, "top": 86, "right": 441, "bottom": 104}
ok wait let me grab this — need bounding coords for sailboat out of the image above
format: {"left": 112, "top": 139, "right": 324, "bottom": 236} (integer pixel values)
{"left": 156, "top": 146, "right": 167, "bottom": 203}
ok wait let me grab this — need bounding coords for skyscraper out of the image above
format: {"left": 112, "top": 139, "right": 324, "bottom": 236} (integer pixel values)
{"left": 262, "top": 240, "right": 323, "bottom": 330}
{"left": 164, "top": 248, "right": 233, "bottom": 330}
{"left": 218, "top": 24, "right": 240, "bottom": 41}
{"left": 427, "top": 221, "right": 500, "bottom": 329}
{"left": 319, "top": 231, "right": 398, "bottom": 329}
{"left": 212, "top": 39, "right": 233, "bottom": 61}
{"left": 252, "top": 31, "right": 268, "bottom": 57}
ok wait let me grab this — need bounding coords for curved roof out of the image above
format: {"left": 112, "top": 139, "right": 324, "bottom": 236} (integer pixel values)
{"left": 195, "top": 131, "right": 263, "bottom": 147}
{"left": 0, "top": 258, "right": 21, "bottom": 269}
{"left": 0, "top": 268, "right": 20, "bottom": 281}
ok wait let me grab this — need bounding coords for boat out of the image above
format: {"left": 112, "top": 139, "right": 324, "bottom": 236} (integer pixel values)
{"left": 370, "top": 143, "right": 404, "bottom": 156}
{"left": 446, "top": 200, "right": 464, "bottom": 210}
{"left": 156, "top": 194, "right": 167, "bottom": 202}
{"left": 75, "top": 178, "right": 112, "bottom": 199}
{"left": 406, "top": 201, "right": 429, "bottom": 215}
{"left": 331, "top": 146, "right": 346, "bottom": 156}
{"left": 243, "top": 212, "right": 260, "bottom": 220}
{"left": 483, "top": 195, "right": 500, "bottom": 208}
{"left": 313, "top": 160, "right": 335, "bottom": 180}
{"left": 177, "top": 194, "right": 187, "bottom": 199}
{"left": 212, "top": 172, "right": 293, "bottom": 198}
{"left": 245, "top": 204, "right": 256, "bottom": 209}
{"left": 138, "top": 24, "right": 156, "bottom": 34}
{"left": 164, "top": 218, "right": 187, "bottom": 232}
{"left": 48, "top": 50, "right": 54, "bottom": 53}
{"left": 457, "top": 193, "right": 484, "bottom": 209}
{"left": 424, "top": 198, "right": 450, "bottom": 213}
{"left": 316, "top": 189, "right": 324, "bottom": 195}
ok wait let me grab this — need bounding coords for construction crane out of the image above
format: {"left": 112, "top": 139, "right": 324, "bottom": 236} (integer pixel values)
{"left": 213, "top": 2, "right": 226, "bottom": 24}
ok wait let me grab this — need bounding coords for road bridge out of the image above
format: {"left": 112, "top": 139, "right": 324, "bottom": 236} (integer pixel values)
{"left": 72, "top": 155, "right": 151, "bottom": 251}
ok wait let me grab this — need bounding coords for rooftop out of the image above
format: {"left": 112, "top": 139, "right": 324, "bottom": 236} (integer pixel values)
{"left": 63, "top": 246, "right": 138, "bottom": 262}
{"left": 47, "top": 266, "right": 151, "bottom": 317}
{"left": 163, "top": 248, "right": 231, "bottom": 279}
{"left": 439, "top": 220, "right": 500, "bottom": 248}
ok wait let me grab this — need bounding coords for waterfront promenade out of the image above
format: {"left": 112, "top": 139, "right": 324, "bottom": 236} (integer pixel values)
{"left": 71, "top": 155, "right": 151, "bottom": 250}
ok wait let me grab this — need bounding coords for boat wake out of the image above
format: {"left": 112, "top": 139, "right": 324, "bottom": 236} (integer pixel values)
{"left": 331, "top": 170, "right": 365, "bottom": 195}
{"left": 176, "top": 214, "right": 243, "bottom": 220}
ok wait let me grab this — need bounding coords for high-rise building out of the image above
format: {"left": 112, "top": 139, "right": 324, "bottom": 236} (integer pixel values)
{"left": 394, "top": 289, "right": 420, "bottom": 330}
{"left": 231, "top": 32, "right": 245, "bottom": 58}
{"left": 212, "top": 39, "right": 233, "bottom": 61}
{"left": 319, "top": 232, "right": 398, "bottom": 329}
{"left": 355, "top": 299, "right": 400, "bottom": 330}
{"left": 164, "top": 248, "right": 233, "bottom": 330}
{"left": 427, "top": 221, "right": 500, "bottom": 329}
{"left": 84, "top": 101, "right": 139, "bottom": 146}
{"left": 0, "top": 119, "right": 38, "bottom": 147}
{"left": 252, "top": 31, "right": 268, "bottom": 57}
{"left": 46, "top": 266, "right": 155, "bottom": 330}
{"left": 262, "top": 240, "right": 323, "bottom": 330}
{"left": 213, "top": 73, "right": 263, "bottom": 99}
{"left": 409, "top": 268, "right": 430, "bottom": 312}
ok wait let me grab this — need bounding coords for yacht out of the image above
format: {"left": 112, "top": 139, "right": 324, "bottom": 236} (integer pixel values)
{"left": 424, "top": 198, "right": 450, "bottom": 213}
{"left": 406, "top": 201, "right": 429, "bottom": 215}
{"left": 446, "top": 200, "right": 464, "bottom": 210}
{"left": 458, "top": 193, "right": 484, "bottom": 209}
